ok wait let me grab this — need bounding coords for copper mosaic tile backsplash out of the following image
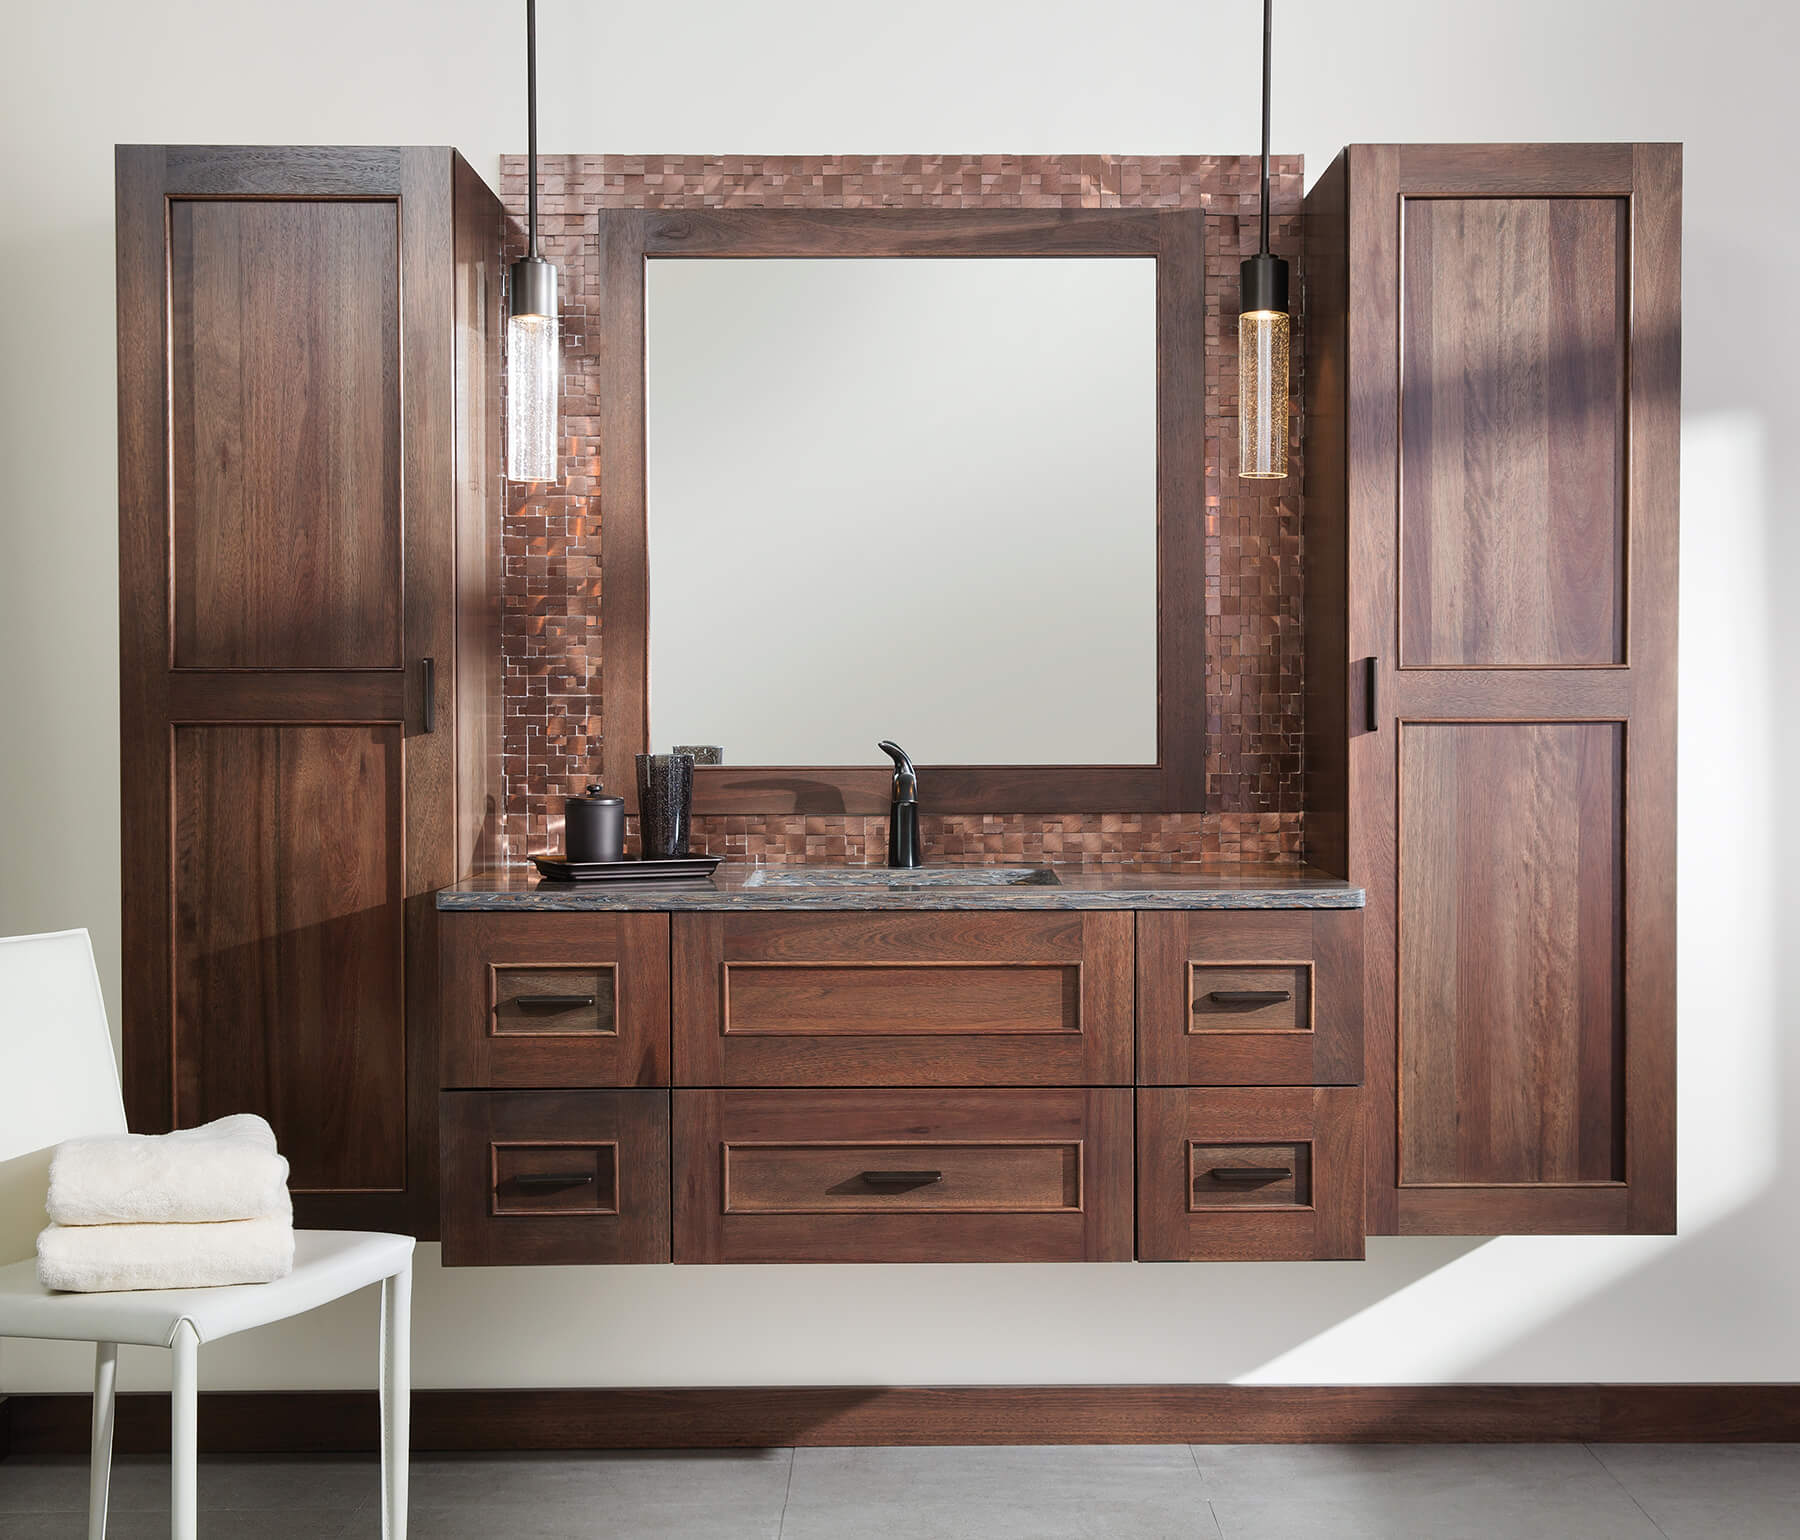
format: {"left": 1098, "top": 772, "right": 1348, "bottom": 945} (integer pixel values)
{"left": 497, "top": 154, "right": 1303, "bottom": 866}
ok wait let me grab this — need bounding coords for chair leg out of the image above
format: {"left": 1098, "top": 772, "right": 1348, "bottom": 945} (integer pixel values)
{"left": 170, "top": 1321, "right": 198, "bottom": 1540}
{"left": 89, "top": 1341, "right": 118, "bottom": 1540}
{"left": 379, "top": 1264, "right": 412, "bottom": 1540}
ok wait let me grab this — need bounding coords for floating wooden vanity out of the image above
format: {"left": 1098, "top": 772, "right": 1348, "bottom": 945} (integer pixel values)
{"left": 435, "top": 870, "right": 1364, "bottom": 1265}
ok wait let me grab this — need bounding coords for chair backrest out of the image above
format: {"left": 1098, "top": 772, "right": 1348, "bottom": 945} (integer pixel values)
{"left": 0, "top": 930, "right": 128, "bottom": 1263}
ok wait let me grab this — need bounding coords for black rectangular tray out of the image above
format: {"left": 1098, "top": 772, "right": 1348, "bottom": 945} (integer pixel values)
{"left": 531, "top": 853, "right": 721, "bottom": 884}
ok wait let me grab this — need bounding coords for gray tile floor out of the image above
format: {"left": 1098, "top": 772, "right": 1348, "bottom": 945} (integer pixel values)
{"left": 2, "top": 1443, "right": 1796, "bottom": 1538}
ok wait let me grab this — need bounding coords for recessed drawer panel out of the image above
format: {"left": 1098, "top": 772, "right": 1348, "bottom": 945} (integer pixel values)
{"left": 441, "top": 912, "right": 670, "bottom": 1087}
{"left": 674, "top": 912, "right": 1131, "bottom": 1086}
{"left": 492, "top": 967, "right": 617, "bottom": 1036}
{"left": 1137, "top": 1087, "right": 1363, "bottom": 1261}
{"left": 1188, "top": 965, "right": 1310, "bottom": 1034}
{"left": 441, "top": 1089, "right": 669, "bottom": 1265}
{"left": 674, "top": 1088, "right": 1132, "bottom": 1262}
{"left": 1137, "top": 911, "right": 1362, "bottom": 1085}
{"left": 724, "top": 1141, "right": 1082, "bottom": 1214}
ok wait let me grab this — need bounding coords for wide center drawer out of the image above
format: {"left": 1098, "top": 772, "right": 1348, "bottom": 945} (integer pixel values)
{"left": 673, "top": 1088, "right": 1133, "bottom": 1262}
{"left": 673, "top": 912, "right": 1132, "bottom": 1086}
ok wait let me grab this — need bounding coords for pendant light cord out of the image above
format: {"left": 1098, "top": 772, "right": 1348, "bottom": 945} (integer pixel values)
{"left": 526, "top": 0, "right": 539, "bottom": 258}
{"left": 1259, "top": 0, "right": 1272, "bottom": 256}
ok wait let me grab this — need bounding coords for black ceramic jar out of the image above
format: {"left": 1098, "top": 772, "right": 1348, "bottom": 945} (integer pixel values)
{"left": 563, "top": 783, "right": 625, "bottom": 863}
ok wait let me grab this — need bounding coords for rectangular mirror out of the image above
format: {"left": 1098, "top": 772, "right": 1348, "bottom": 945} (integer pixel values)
{"left": 596, "top": 207, "right": 1207, "bottom": 814}
{"left": 645, "top": 257, "right": 1158, "bottom": 766}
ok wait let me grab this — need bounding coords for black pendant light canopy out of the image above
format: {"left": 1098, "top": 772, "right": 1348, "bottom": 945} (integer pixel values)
{"left": 1239, "top": 0, "right": 1290, "bottom": 479}
{"left": 507, "top": 0, "right": 560, "bottom": 482}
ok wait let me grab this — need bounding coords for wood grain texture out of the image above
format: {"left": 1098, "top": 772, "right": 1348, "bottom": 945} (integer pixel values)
{"left": 672, "top": 911, "right": 1132, "bottom": 1086}
{"left": 1300, "top": 149, "right": 1350, "bottom": 878}
{"left": 1135, "top": 911, "right": 1362, "bottom": 1086}
{"left": 440, "top": 912, "right": 671, "bottom": 1088}
{"left": 1137, "top": 1087, "right": 1363, "bottom": 1261}
{"left": 13, "top": 1383, "right": 1800, "bottom": 1454}
{"left": 599, "top": 206, "right": 1208, "bottom": 816}
{"left": 169, "top": 199, "right": 402, "bottom": 669}
{"left": 118, "top": 147, "right": 505, "bottom": 1236}
{"left": 1398, "top": 722, "right": 1624, "bottom": 1187}
{"left": 173, "top": 725, "right": 405, "bottom": 1192}
{"left": 673, "top": 1088, "right": 1133, "bottom": 1262}
{"left": 440, "top": 1089, "right": 670, "bottom": 1265}
{"left": 1400, "top": 197, "right": 1627, "bottom": 667}
{"left": 1314, "top": 144, "right": 1679, "bottom": 1236}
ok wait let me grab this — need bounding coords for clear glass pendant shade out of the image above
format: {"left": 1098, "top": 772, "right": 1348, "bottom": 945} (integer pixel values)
{"left": 506, "top": 312, "right": 559, "bottom": 483}
{"left": 1238, "top": 309, "right": 1289, "bottom": 479}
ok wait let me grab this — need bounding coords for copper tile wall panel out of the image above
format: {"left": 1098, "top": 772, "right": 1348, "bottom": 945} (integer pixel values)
{"left": 496, "top": 154, "right": 1303, "bottom": 865}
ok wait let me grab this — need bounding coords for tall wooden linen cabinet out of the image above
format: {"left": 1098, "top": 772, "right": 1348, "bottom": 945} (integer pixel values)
{"left": 1304, "top": 144, "right": 1679, "bottom": 1235}
{"left": 116, "top": 146, "right": 505, "bottom": 1235}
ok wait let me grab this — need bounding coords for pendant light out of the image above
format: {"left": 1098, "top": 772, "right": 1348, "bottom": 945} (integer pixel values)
{"left": 507, "top": 0, "right": 559, "bottom": 483}
{"left": 1239, "top": 0, "right": 1289, "bottom": 480}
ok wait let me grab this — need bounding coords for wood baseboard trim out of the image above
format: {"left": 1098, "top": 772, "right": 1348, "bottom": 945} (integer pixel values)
{"left": 5, "top": 1384, "right": 1799, "bottom": 1455}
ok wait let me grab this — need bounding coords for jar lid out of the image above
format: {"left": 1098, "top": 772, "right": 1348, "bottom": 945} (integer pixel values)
{"left": 576, "top": 783, "right": 624, "bottom": 806}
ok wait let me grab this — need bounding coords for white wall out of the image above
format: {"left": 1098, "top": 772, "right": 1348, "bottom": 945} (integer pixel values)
{"left": 3, "top": 0, "right": 1796, "bottom": 1394}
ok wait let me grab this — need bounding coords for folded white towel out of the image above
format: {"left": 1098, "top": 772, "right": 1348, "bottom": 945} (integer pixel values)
{"left": 48, "top": 1114, "right": 291, "bottom": 1227}
{"left": 36, "top": 1217, "right": 296, "bottom": 1292}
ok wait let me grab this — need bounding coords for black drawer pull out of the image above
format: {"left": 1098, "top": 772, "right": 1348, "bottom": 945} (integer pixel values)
{"left": 1366, "top": 656, "right": 1380, "bottom": 734}
{"left": 507, "top": 1171, "right": 595, "bottom": 1190}
{"left": 860, "top": 1169, "right": 943, "bottom": 1190}
{"left": 1203, "top": 989, "right": 1292, "bottom": 1007}
{"left": 509, "top": 994, "right": 596, "bottom": 1009}
{"left": 1205, "top": 1166, "right": 1292, "bottom": 1185}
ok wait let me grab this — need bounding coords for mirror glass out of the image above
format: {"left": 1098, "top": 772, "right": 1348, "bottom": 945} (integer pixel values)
{"left": 645, "top": 257, "right": 1157, "bottom": 766}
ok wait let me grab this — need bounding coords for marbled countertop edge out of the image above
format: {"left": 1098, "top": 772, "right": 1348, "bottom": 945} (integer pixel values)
{"left": 436, "top": 862, "right": 1365, "bottom": 912}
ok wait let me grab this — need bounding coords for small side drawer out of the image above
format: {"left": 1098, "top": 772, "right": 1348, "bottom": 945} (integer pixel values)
{"left": 1137, "top": 1087, "right": 1363, "bottom": 1261}
{"left": 440, "top": 1090, "right": 670, "bottom": 1265}
{"left": 1136, "top": 910, "right": 1363, "bottom": 1085}
{"left": 673, "top": 912, "right": 1132, "bottom": 1087}
{"left": 673, "top": 1088, "right": 1133, "bottom": 1263}
{"left": 440, "top": 912, "right": 670, "bottom": 1087}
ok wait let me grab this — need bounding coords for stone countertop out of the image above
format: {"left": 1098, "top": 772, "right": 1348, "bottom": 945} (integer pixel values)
{"left": 436, "top": 862, "right": 1364, "bottom": 912}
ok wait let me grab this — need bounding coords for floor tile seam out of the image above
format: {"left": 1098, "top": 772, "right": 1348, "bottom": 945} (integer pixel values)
{"left": 1580, "top": 1442, "right": 1675, "bottom": 1540}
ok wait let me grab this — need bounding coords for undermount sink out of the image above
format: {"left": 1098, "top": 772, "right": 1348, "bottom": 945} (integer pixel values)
{"left": 742, "top": 865, "right": 1061, "bottom": 890}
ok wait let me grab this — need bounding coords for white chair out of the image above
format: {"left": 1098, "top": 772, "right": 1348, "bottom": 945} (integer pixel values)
{"left": 0, "top": 930, "right": 414, "bottom": 1539}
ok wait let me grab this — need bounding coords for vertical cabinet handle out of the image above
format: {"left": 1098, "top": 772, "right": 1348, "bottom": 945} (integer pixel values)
{"left": 421, "top": 657, "right": 436, "bottom": 734}
{"left": 1365, "top": 656, "right": 1379, "bottom": 733}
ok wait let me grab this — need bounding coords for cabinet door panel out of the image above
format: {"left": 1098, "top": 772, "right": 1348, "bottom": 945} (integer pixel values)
{"left": 170, "top": 199, "right": 402, "bottom": 670}
{"left": 1400, "top": 197, "right": 1628, "bottom": 669}
{"left": 1304, "top": 143, "right": 1677, "bottom": 1236}
{"left": 174, "top": 725, "right": 405, "bottom": 1192}
{"left": 1399, "top": 722, "right": 1623, "bottom": 1186}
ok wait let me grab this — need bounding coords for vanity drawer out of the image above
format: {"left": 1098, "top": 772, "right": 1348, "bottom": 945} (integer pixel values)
{"left": 1135, "top": 911, "right": 1362, "bottom": 1085}
{"left": 1136, "top": 1087, "right": 1364, "bottom": 1261}
{"left": 672, "top": 1088, "right": 1133, "bottom": 1262}
{"left": 440, "top": 1089, "right": 670, "bottom": 1265}
{"left": 672, "top": 912, "right": 1132, "bottom": 1086}
{"left": 440, "top": 912, "right": 670, "bottom": 1087}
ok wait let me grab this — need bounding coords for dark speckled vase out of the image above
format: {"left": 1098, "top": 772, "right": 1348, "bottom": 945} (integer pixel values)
{"left": 635, "top": 753, "right": 695, "bottom": 858}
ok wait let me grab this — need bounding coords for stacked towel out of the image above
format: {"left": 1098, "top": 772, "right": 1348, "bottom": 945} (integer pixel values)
{"left": 37, "top": 1114, "right": 295, "bottom": 1293}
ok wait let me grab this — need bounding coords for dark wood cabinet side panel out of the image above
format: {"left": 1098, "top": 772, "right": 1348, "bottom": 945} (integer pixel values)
{"left": 169, "top": 199, "right": 402, "bottom": 670}
{"left": 1301, "top": 149, "right": 1350, "bottom": 878}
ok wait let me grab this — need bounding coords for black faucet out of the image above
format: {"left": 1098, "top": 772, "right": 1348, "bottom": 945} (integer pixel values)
{"left": 878, "top": 741, "right": 922, "bottom": 868}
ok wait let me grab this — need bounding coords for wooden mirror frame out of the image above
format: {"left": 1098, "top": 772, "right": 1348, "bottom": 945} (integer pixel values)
{"left": 596, "top": 206, "right": 1207, "bottom": 815}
